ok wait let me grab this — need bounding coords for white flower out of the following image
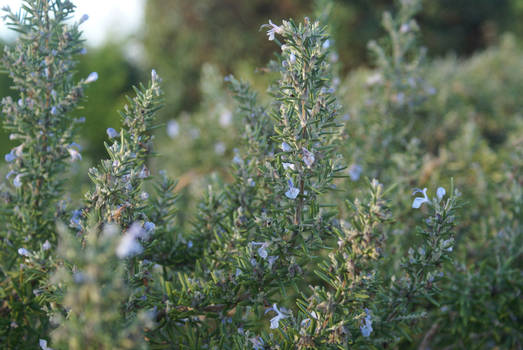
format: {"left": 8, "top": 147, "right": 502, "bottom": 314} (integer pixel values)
{"left": 289, "top": 52, "right": 296, "bottom": 63}
{"left": 348, "top": 164, "right": 363, "bottom": 181}
{"left": 42, "top": 240, "right": 51, "bottom": 251}
{"left": 400, "top": 23, "right": 410, "bottom": 33}
{"left": 265, "top": 20, "right": 283, "bottom": 41}
{"left": 266, "top": 304, "right": 290, "bottom": 329}
{"left": 39, "top": 338, "right": 54, "bottom": 350}
{"left": 106, "top": 127, "right": 119, "bottom": 139}
{"left": 281, "top": 142, "right": 291, "bottom": 152}
{"left": 322, "top": 39, "right": 330, "bottom": 49}
{"left": 282, "top": 162, "right": 295, "bottom": 171}
{"left": 437, "top": 187, "right": 446, "bottom": 202}
{"left": 167, "top": 119, "right": 179, "bottom": 138}
{"left": 302, "top": 147, "right": 315, "bottom": 168}
{"left": 360, "top": 308, "right": 373, "bottom": 337}
{"left": 13, "top": 174, "right": 23, "bottom": 188}
{"left": 412, "top": 188, "right": 429, "bottom": 209}
{"left": 18, "top": 248, "right": 30, "bottom": 257}
{"left": 85, "top": 72, "right": 98, "bottom": 83}
{"left": 285, "top": 179, "right": 299, "bottom": 199}
{"left": 140, "top": 191, "right": 149, "bottom": 200}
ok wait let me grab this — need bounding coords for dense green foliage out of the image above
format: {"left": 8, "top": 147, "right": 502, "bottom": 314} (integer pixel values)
{"left": 0, "top": 0, "right": 521, "bottom": 349}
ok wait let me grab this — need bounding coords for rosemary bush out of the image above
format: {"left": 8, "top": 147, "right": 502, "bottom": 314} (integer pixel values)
{"left": 0, "top": 0, "right": 521, "bottom": 349}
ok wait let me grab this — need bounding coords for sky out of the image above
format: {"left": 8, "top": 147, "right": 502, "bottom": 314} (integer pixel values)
{"left": 0, "top": 0, "right": 145, "bottom": 46}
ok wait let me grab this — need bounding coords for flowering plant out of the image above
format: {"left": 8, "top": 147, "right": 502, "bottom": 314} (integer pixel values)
{"left": 0, "top": 0, "right": 520, "bottom": 349}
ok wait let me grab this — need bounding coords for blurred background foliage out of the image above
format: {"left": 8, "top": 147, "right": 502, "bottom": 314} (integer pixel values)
{"left": 0, "top": 0, "right": 521, "bottom": 163}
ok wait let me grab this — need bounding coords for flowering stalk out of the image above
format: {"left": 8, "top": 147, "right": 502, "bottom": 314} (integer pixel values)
{"left": 0, "top": 1, "right": 92, "bottom": 346}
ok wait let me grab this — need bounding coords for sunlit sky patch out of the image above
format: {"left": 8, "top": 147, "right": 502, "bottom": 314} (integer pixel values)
{"left": 0, "top": 0, "right": 145, "bottom": 46}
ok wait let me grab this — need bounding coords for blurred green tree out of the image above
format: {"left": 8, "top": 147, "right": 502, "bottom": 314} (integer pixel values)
{"left": 143, "top": 0, "right": 521, "bottom": 120}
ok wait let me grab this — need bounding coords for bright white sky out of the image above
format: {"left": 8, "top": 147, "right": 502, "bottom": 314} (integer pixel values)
{"left": 0, "top": 0, "right": 145, "bottom": 46}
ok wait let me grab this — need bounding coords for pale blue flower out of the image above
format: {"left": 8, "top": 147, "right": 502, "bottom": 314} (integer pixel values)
{"left": 39, "top": 338, "right": 53, "bottom": 350}
{"left": 412, "top": 188, "right": 429, "bottom": 209}
{"left": 167, "top": 119, "right": 179, "bottom": 138}
{"left": 144, "top": 222, "right": 156, "bottom": 233}
{"left": 136, "top": 167, "right": 147, "bottom": 180}
{"left": 18, "top": 248, "right": 30, "bottom": 257}
{"left": 13, "top": 174, "right": 23, "bottom": 188}
{"left": 437, "top": 187, "right": 446, "bottom": 201}
{"left": 267, "top": 255, "right": 278, "bottom": 268}
{"left": 348, "top": 164, "right": 362, "bottom": 181}
{"left": 265, "top": 20, "right": 282, "bottom": 41}
{"left": 281, "top": 142, "right": 291, "bottom": 152}
{"left": 151, "top": 69, "right": 158, "bottom": 82}
{"left": 283, "top": 162, "right": 295, "bottom": 170}
{"left": 187, "top": 240, "right": 193, "bottom": 248}
{"left": 249, "top": 336, "right": 264, "bottom": 350}
{"left": 250, "top": 241, "right": 269, "bottom": 259}
{"left": 4, "top": 151, "right": 16, "bottom": 162}
{"left": 302, "top": 147, "right": 315, "bottom": 168}
{"left": 79, "top": 14, "right": 89, "bottom": 24}
{"left": 360, "top": 308, "right": 373, "bottom": 337}
{"left": 289, "top": 52, "right": 296, "bottom": 63}
{"left": 220, "top": 109, "right": 232, "bottom": 126}
{"left": 106, "top": 127, "right": 118, "bottom": 139}
{"left": 42, "top": 240, "right": 51, "bottom": 251}
{"left": 214, "top": 142, "right": 226, "bottom": 155}
{"left": 266, "top": 304, "right": 290, "bottom": 329}
{"left": 50, "top": 106, "right": 58, "bottom": 115}
{"left": 285, "top": 179, "right": 299, "bottom": 199}
{"left": 85, "top": 72, "right": 98, "bottom": 83}
{"left": 322, "top": 39, "right": 330, "bottom": 49}
{"left": 67, "top": 147, "right": 81, "bottom": 161}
